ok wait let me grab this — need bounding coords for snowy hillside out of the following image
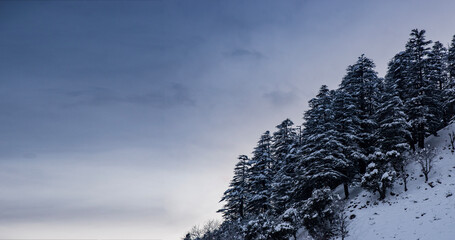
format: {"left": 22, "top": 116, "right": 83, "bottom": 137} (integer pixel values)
{"left": 344, "top": 123, "right": 455, "bottom": 240}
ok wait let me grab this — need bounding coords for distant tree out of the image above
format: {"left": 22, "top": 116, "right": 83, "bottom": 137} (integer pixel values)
{"left": 211, "top": 220, "right": 243, "bottom": 240}
{"left": 199, "top": 219, "right": 220, "bottom": 240}
{"left": 414, "top": 147, "right": 436, "bottom": 183}
{"left": 334, "top": 210, "right": 349, "bottom": 240}
{"left": 218, "top": 155, "right": 250, "bottom": 220}
{"left": 185, "top": 225, "right": 203, "bottom": 240}
{"left": 400, "top": 153, "right": 410, "bottom": 192}
{"left": 449, "top": 131, "right": 455, "bottom": 153}
{"left": 183, "top": 233, "right": 192, "bottom": 240}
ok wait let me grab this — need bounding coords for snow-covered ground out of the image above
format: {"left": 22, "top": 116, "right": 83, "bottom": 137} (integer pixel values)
{"left": 345, "top": 124, "right": 455, "bottom": 240}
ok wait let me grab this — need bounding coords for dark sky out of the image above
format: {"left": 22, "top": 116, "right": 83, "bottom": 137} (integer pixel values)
{"left": 1, "top": 1, "right": 455, "bottom": 239}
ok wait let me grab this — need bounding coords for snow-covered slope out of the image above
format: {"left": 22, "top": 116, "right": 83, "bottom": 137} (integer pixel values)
{"left": 345, "top": 124, "right": 455, "bottom": 240}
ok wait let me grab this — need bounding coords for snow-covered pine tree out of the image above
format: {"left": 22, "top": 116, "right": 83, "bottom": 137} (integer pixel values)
{"left": 427, "top": 41, "right": 449, "bottom": 91}
{"left": 448, "top": 35, "right": 455, "bottom": 81}
{"left": 270, "top": 119, "right": 299, "bottom": 215}
{"left": 385, "top": 51, "right": 411, "bottom": 102}
{"left": 375, "top": 80, "right": 411, "bottom": 191}
{"left": 445, "top": 35, "right": 455, "bottom": 120}
{"left": 301, "top": 187, "right": 340, "bottom": 240}
{"left": 297, "top": 86, "right": 357, "bottom": 200}
{"left": 243, "top": 213, "right": 274, "bottom": 240}
{"left": 246, "top": 131, "right": 274, "bottom": 215}
{"left": 403, "top": 29, "right": 438, "bottom": 148}
{"left": 331, "top": 89, "right": 363, "bottom": 198}
{"left": 361, "top": 152, "right": 395, "bottom": 200}
{"left": 270, "top": 207, "right": 301, "bottom": 240}
{"left": 427, "top": 41, "right": 448, "bottom": 126}
{"left": 295, "top": 86, "right": 341, "bottom": 200}
{"left": 218, "top": 155, "right": 250, "bottom": 220}
{"left": 339, "top": 54, "right": 380, "bottom": 166}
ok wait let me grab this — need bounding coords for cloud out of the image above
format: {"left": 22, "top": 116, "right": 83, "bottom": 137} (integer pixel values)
{"left": 263, "top": 89, "right": 299, "bottom": 107}
{"left": 48, "top": 83, "right": 195, "bottom": 109}
{"left": 127, "top": 83, "right": 195, "bottom": 108}
{"left": 227, "top": 48, "right": 264, "bottom": 59}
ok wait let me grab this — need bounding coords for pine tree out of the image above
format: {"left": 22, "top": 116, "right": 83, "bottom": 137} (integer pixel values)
{"left": 385, "top": 51, "right": 411, "bottom": 101}
{"left": 361, "top": 152, "right": 395, "bottom": 200}
{"left": 448, "top": 35, "right": 455, "bottom": 81}
{"left": 297, "top": 86, "right": 358, "bottom": 200}
{"left": 375, "top": 80, "right": 411, "bottom": 191}
{"left": 270, "top": 119, "right": 299, "bottom": 215}
{"left": 427, "top": 41, "right": 448, "bottom": 90}
{"left": 427, "top": 41, "right": 447, "bottom": 126}
{"left": 445, "top": 35, "right": 455, "bottom": 120}
{"left": 218, "top": 155, "right": 250, "bottom": 220}
{"left": 301, "top": 187, "right": 340, "bottom": 240}
{"left": 375, "top": 81, "right": 411, "bottom": 161}
{"left": 295, "top": 86, "right": 340, "bottom": 200}
{"left": 339, "top": 54, "right": 380, "bottom": 172}
{"left": 339, "top": 55, "right": 380, "bottom": 152}
{"left": 403, "top": 29, "right": 437, "bottom": 148}
{"left": 246, "top": 131, "right": 274, "bottom": 215}
{"left": 331, "top": 89, "right": 363, "bottom": 198}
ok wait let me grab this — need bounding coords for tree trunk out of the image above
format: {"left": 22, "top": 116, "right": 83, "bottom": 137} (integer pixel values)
{"left": 418, "top": 134, "right": 425, "bottom": 149}
{"left": 344, "top": 182, "right": 349, "bottom": 199}
{"left": 379, "top": 187, "right": 386, "bottom": 200}
{"left": 424, "top": 173, "right": 428, "bottom": 183}
{"left": 404, "top": 176, "right": 408, "bottom": 192}
{"left": 409, "top": 140, "right": 416, "bottom": 152}
{"left": 418, "top": 124, "right": 425, "bottom": 149}
{"left": 402, "top": 166, "right": 408, "bottom": 192}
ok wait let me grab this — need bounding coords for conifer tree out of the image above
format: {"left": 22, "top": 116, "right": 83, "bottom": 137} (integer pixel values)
{"left": 445, "top": 35, "right": 455, "bottom": 120}
{"left": 246, "top": 131, "right": 274, "bottom": 215}
{"left": 385, "top": 51, "right": 411, "bottom": 101}
{"left": 339, "top": 54, "right": 379, "bottom": 171}
{"left": 427, "top": 41, "right": 448, "bottom": 126}
{"left": 375, "top": 80, "right": 411, "bottom": 191}
{"left": 270, "top": 119, "right": 299, "bottom": 214}
{"left": 403, "top": 29, "right": 437, "bottom": 148}
{"left": 297, "top": 86, "right": 358, "bottom": 199}
{"left": 218, "top": 155, "right": 250, "bottom": 220}
{"left": 331, "top": 89, "right": 362, "bottom": 198}
{"left": 448, "top": 35, "right": 455, "bottom": 81}
{"left": 295, "top": 86, "right": 339, "bottom": 200}
{"left": 375, "top": 81, "right": 411, "bottom": 160}
{"left": 361, "top": 152, "right": 395, "bottom": 200}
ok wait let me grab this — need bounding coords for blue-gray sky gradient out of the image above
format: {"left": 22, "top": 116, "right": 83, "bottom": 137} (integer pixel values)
{"left": 1, "top": 1, "right": 455, "bottom": 239}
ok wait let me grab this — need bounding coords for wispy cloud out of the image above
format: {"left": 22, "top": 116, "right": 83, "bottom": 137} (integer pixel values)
{"left": 263, "top": 89, "right": 299, "bottom": 107}
{"left": 48, "top": 83, "right": 195, "bottom": 109}
{"left": 226, "top": 48, "right": 264, "bottom": 59}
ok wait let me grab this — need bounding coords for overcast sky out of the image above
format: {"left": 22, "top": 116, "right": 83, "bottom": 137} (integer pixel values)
{"left": 1, "top": 1, "right": 455, "bottom": 239}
